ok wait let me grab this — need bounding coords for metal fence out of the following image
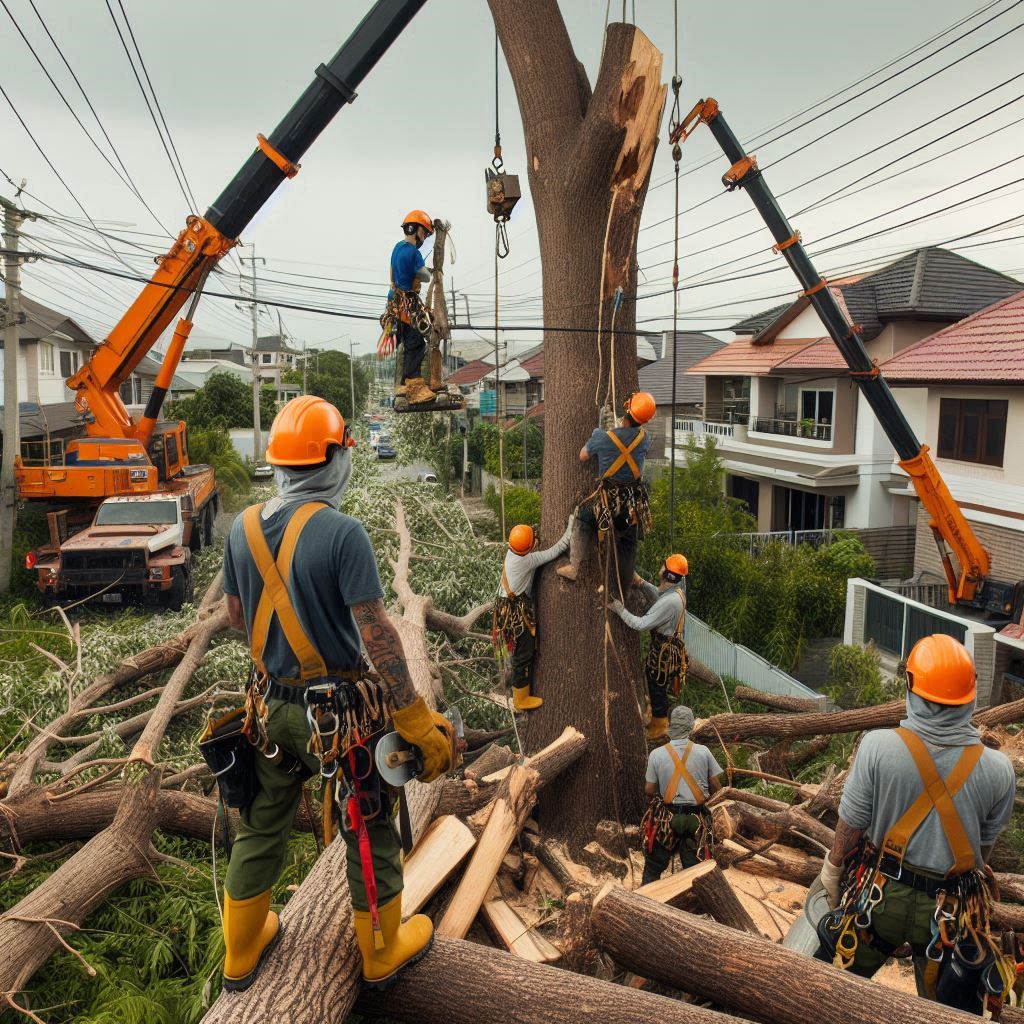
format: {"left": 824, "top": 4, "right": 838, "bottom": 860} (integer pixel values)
{"left": 684, "top": 612, "right": 826, "bottom": 706}
{"left": 679, "top": 528, "right": 838, "bottom": 557}
{"left": 864, "top": 586, "right": 966, "bottom": 658}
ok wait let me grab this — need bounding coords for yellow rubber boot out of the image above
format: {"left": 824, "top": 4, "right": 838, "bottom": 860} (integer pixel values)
{"left": 222, "top": 890, "right": 281, "bottom": 992}
{"left": 646, "top": 716, "right": 669, "bottom": 743}
{"left": 512, "top": 685, "right": 543, "bottom": 711}
{"left": 354, "top": 893, "right": 434, "bottom": 989}
{"left": 406, "top": 377, "right": 436, "bottom": 405}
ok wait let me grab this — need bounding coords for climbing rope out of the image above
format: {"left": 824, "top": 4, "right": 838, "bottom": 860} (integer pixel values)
{"left": 668, "top": 0, "right": 682, "bottom": 549}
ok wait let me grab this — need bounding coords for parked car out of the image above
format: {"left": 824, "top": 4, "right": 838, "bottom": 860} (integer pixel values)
{"left": 252, "top": 463, "right": 274, "bottom": 480}
{"left": 416, "top": 471, "right": 438, "bottom": 484}
{"left": 376, "top": 438, "right": 397, "bottom": 460}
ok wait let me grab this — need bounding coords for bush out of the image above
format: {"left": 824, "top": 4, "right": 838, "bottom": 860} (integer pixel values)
{"left": 485, "top": 483, "right": 539, "bottom": 532}
{"left": 187, "top": 426, "right": 251, "bottom": 500}
{"left": 168, "top": 371, "right": 275, "bottom": 431}
{"left": 827, "top": 642, "right": 890, "bottom": 709}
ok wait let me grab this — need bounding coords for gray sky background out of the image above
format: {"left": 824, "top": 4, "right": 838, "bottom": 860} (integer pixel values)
{"left": 1, "top": 0, "right": 1022, "bottom": 360}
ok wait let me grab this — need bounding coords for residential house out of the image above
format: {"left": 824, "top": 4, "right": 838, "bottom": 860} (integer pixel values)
{"left": 255, "top": 333, "right": 301, "bottom": 404}
{"left": 638, "top": 331, "right": 727, "bottom": 458}
{"left": 683, "top": 249, "right": 1021, "bottom": 563}
{"left": 175, "top": 357, "right": 252, "bottom": 392}
{"left": 183, "top": 337, "right": 251, "bottom": 367}
{"left": 119, "top": 355, "right": 196, "bottom": 410}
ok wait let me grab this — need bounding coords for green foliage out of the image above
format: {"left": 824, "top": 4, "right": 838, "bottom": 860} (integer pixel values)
{"left": 283, "top": 349, "right": 369, "bottom": 420}
{"left": 827, "top": 642, "right": 893, "bottom": 709}
{"left": 168, "top": 372, "right": 275, "bottom": 431}
{"left": 8, "top": 505, "right": 51, "bottom": 602}
{"left": 481, "top": 420, "right": 543, "bottom": 481}
{"left": 484, "top": 483, "right": 540, "bottom": 532}
{"left": 387, "top": 412, "right": 459, "bottom": 489}
{"left": 186, "top": 427, "right": 251, "bottom": 499}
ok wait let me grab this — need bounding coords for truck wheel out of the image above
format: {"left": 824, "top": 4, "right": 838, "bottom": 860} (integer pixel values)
{"left": 203, "top": 504, "right": 215, "bottom": 547}
{"left": 164, "top": 566, "right": 194, "bottom": 611}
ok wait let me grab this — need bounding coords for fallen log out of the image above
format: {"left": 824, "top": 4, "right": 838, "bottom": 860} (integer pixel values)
{"left": 733, "top": 687, "right": 821, "bottom": 713}
{"left": 436, "top": 726, "right": 587, "bottom": 939}
{"left": 691, "top": 864, "right": 760, "bottom": 935}
{"left": 991, "top": 901, "right": 1024, "bottom": 932}
{"left": 716, "top": 800, "right": 835, "bottom": 854}
{"left": 591, "top": 884, "right": 985, "bottom": 1024}
{"left": 520, "top": 832, "right": 592, "bottom": 893}
{"left": 694, "top": 701, "right": 904, "bottom": 744}
{"left": 635, "top": 859, "right": 717, "bottom": 908}
{"left": 716, "top": 838, "right": 823, "bottom": 888}
{"left": 974, "top": 696, "right": 1024, "bottom": 727}
{"left": 358, "top": 935, "right": 749, "bottom": 1024}
{"left": 995, "top": 872, "right": 1024, "bottom": 904}
{"left": 685, "top": 654, "right": 721, "bottom": 689}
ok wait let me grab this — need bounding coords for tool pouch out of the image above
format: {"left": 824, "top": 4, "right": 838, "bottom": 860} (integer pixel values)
{"left": 936, "top": 942, "right": 996, "bottom": 1016}
{"left": 199, "top": 707, "right": 259, "bottom": 810}
{"left": 640, "top": 796, "right": 679, "bottom": 854}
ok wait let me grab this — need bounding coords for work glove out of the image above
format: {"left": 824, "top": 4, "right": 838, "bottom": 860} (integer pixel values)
{"left": 609, "top": 599, "right": 625, "bottom": 616}
{"left": 819, "top": 856, "right": 844, "bottom": 909}
{"left": 391, "top": 697, "right": 454, "bottom": 784}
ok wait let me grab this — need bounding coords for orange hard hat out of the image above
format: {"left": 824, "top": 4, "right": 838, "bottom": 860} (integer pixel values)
{"left": 402, "top": 209, "right": 434, "bottom": 235}
{"left": 508, "top": 524, "right": 535, "bottom": 555}
{"left": 906, "top": 634, "right": 976, "bottom": 706}
{"left": 663, "top": 554, "right": 689, "bottom": 579}
{"left": 265, "top": 395, "right": 354, "bottom": 467}
{"left": 625, "top": 391, "right": 656, "bottom": 425}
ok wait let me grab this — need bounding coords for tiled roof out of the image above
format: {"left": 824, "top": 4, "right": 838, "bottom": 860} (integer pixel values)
{"left": 880, "top": 289, "right": 1024, "bottom": 383}
{"left": 774, "top": 337, "right": 850, "bottom": 372}
{"left": 639, "top": 331, "right": 726, "bottom": 402}
{"left": 686, "top": 336, "right": 819, "bottom": 376}
{"left": 519, "top": 347, "right": 545, "bottom": 377}
{"left": 0, "top": 295, "right": 95, "bottom": 346}
{"left": 449, "top": 358, "right": 491, "bottom": 385}
{"left": 729, "top": 303, "right": 790, "bottom": 334}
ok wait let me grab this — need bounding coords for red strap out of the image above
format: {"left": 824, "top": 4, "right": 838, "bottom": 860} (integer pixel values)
{"left": 347, "top": 748, "right": 382, "bottom": 943}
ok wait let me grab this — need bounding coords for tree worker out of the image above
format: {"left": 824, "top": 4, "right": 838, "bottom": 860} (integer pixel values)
{"left": 218, "top": 395, "right": 454, "bottom": 992}
{"left": 816, "top": 634, "right": 1015, "bottom": 1012}
{"left": 387, "top": 209, "right": 436, "bottom": 405}
{"left": 493, "top": 517, "right": 574, "bottom": 712}
{"left": 557, "top": 391, "right": 655, "bottom": 593}
{"left": 641, "top": 705, "right": 721, "bottom": 885}
{"left": 609, "top": 554, "right": 689, "bottom": 743}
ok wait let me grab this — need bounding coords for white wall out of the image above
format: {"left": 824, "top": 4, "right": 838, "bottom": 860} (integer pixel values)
{"left": 778, "top": 305, "right": 827, "bottom": 338}
{"left": 0, "top": 340, "right": 87, "bottom": 405}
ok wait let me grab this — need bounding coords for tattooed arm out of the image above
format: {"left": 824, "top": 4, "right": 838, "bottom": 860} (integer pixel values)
{"left": 828, "top": 816, "right": 865, "bottom": 867}
{"left": 352, "top": 599, "right": 418, "bottom": 709}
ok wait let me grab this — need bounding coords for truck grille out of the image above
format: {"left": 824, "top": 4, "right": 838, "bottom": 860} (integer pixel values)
{"left": 61, "top": 549, "right": 148, "bottom": 585}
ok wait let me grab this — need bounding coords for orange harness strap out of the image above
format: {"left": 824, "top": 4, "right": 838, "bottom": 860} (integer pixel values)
{"left": 663, "top": 741, "right": 705, "bottom": 806}
{"left": 881, "top": 727, "right": 984, "bottom": 878}
{"left": 501, "top": 563, "right": 515, "bottom": 598}
{"left": 243, "top": 502, "right": 328, "bottom": 681}
{"left": 603, "top": 428, "right": 646, "bottom": 481}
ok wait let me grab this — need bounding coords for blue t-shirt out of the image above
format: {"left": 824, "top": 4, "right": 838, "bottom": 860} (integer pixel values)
{"left": 389, "top": 239, "right": 425, "bottom": 295}
{"left": 585, "top": 426, "right": 650, "bottom": 483}
{"left": 223, "top": 503, "right": 384, "bottom": 678}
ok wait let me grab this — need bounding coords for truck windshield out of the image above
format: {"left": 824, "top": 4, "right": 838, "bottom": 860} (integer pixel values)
{"left": 95, "top": 500, "right": 178, "bottom": 526}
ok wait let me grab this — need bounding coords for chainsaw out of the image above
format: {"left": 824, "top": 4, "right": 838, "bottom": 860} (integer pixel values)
{"left": 375, "top": 706, "right": 465, "bottom": 787}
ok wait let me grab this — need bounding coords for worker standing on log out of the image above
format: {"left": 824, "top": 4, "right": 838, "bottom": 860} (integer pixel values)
{"left": 556, "top": 392, "right": 655, "bottom": 591}
{"left": 217, "top": 396, "right": 454, "bottom": 992}
{"left": 609, "top": 554, "right": 689, "bottom": 742}
{"left": 493, "top": 518, "right": 574, "bottom": 712}
{"left": 386, "top": 210, "right": 435, "bottom": 405}
{"left": 817, "top": 634, "right": 1015, "bottom": 1012}
{"left": 641, "top": 705, "right": 721, "bottom": 884}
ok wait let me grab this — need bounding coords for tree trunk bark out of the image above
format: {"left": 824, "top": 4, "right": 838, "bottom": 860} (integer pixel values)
{"left": 690, "top": 865, "right": 760, "bottom": 935}
{"left": 487, "top": 0, "right": 667, "bottom": 850}
{"left": 694, "top": 701, "right": 904, "bottom": 744}
{"left": 732, "top": 687, "right": 822, "bottom": 713}
{"left": 358, "top": 935, "right": 748, "bottom": 1024}
{"left": 591, "top": 885, "right": 983, "bottom": 1024}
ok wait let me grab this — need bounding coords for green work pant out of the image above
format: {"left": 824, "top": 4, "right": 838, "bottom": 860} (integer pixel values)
{"left": 641, "top": 813, "right": 701, "bottom": 885}
{"left": 224, "top": 698, "right": 403, "bottom": 912}
{"left": 848, "top": 877, "right": 937, "bottom": 998}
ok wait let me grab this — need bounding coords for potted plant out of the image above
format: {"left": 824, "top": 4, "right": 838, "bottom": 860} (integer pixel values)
{"left": 799, "top": 417, "right": 816, "bottom": 438}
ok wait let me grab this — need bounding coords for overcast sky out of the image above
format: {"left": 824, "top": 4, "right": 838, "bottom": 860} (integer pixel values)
{"left": 1, "top": 0, "right": 1022, "bottom": 361}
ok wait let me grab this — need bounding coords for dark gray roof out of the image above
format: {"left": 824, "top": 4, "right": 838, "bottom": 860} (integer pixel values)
{"left": 728, "top": 303, "right": 790, "bottom": 334}
{"left": 0, "top": 294, "right": 95, "bottom": 346}
{"left": 638, "top": 332, "right": 727, "bottom": 405}
{"left": 255, "top": 333, "right": 300, "bottom": 354}
{"left": 0, "top": 401, "right": 85, "bottom": 439}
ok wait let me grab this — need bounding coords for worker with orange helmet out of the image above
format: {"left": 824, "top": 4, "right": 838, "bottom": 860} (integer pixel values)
{"left": 214, "top": 396, "right": 453, "bottom": 992}
{"left": 557, "top": 391, "right": 657, "bottom": 590}
{"left": 609, "top": 553, "right": 690, "bottom": 742}
{"left": 387, "top": 209, "right": 436, "bottom": 406}
{"left": 493, "top": 516, "right": 574, "bottom": 711}
{"left": 815, "top": 634, "right": 1014, "bottom": 1007}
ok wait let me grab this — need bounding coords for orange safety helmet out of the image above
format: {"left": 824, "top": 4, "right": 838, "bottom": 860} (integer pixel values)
{"left": 401, "top": 209, "right": 434, "bottom": 235}
{"left": 508, "top": 524, "right": 535, "bottom": 555}
{"left": 905, "top": 634, "right": 976, "bottom": 706}
{"left": 265, "top": 395, "right": 354, "bottom": 467}
{"left": 663, "top": 553, "right": 689, "bottom": 579}
{"left": 624, "top": 391, "right": 657, "bottom": 425}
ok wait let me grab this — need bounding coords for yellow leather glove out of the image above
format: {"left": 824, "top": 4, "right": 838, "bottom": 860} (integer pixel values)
{"left": 391, "top": 697, "right": 454, "bottom": 783}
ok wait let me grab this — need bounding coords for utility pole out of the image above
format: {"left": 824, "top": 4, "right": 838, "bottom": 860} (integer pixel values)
{"left": 349, "top": 338, "right": 356, "bottom": 418}
{"left": 302, "top": 338, "right": 308, "bottom": 395}
{"left": 240, "top": 246, "right": 266, "bottom": 463}
{"left": 0, "top": 196, "right": 34, "bottom": 594}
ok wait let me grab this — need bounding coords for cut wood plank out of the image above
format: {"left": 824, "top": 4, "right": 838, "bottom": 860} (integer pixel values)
{"left": 634, "top": 859, "right": 717, "bottom": 907}
{"left": 481, "top": 885, "right": 562, "bottom": 964}
{"left": 401, "top": 815, "right": 476, "bottom": 918}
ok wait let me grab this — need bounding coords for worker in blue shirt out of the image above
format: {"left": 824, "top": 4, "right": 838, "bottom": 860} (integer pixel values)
{"left": 388, "top": 210, "right": 435, "bottom": 406}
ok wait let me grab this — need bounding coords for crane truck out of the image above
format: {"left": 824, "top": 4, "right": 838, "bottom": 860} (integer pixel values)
{"left": 17, "top": 0, "right": 428, "bottom": 608}
{"left": 673, "top": 99, "right": 1024, "bottom": 626}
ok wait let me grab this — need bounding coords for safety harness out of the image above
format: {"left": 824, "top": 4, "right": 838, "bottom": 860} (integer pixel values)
{"left": 239, "top": 501, "right": 394, "bottom": 949}
{"left": 641, "top": 741, "right": 714, "bottom": 861}
{"left": 821, "top": 728, "right": 1014, "bottom": 1015}
{"left": 585, "top": 428, "right": 652, "bottom": 538}
{"left": 492, "top": 559, "right": 537, "bottom": 670}
{"left": 644, "top": 596, "right": 688, "bottom": 696}
{"left": 378, "top": 262, "right": 432, "bottom": 359}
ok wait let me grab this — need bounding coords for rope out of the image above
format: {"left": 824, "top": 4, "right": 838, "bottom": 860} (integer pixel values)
{"left": 494, "top": 224, "right": 506, "bottom": 539}
{"left": 668, "top": 0, "right": 682, "bottom": 550}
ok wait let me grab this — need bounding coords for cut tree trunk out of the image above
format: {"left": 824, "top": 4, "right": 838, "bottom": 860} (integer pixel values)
{"left": 694, "top": 701, "right": 904, "bottom": 744}
{"left": 690, "top": 864, "right": 760, "bottom": 935}
{"left": 358, "top": 935, "right": 749, "bottom": 1024}
{"left": 487, "top": 0, "right": 667, "bottom": 848}
{"left": 732, "top": 687, "right": 821, "bottom": 713}
{"left": 591, "top": 884, "right": 985, "bottom": 1024}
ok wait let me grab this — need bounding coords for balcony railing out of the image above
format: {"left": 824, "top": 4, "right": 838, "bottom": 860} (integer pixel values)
{"left": 749, "top": 417, "right": 832, "bottom": 442}
{"left": 675, "top": 418, "right": 736, "bottom": 439}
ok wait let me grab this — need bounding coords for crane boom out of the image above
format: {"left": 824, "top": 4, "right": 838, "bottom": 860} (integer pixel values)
{"left": 23, "top": 0, "right": 425, "bottom": 494}
{"left": 675, "top": 99, "right": 1009, "bottom": 614}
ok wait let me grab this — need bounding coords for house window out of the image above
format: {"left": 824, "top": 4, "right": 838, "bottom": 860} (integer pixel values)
{"left": 800, "top": 388, "right": 834, "bottom": 425}
{"left": 937, "top": 398, "right": 1007, "bottom": 467}
{"left": 40, "top": 343, "right": 55, "bottom": 374}
{"left": 829, "top": 495, "right": 846, "bottom": 529}
{"left": 721, "top": 376, "right": 750, "bottom": 424}
{"left": 262, "top": 353, "right": 273, "bottom": 364}
{"left": 59, "top": 350, "right": 81, "bottom": 378}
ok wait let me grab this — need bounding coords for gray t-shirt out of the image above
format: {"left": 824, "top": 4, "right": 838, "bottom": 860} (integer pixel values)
{"left": 223, "top": 502, "right": 383, "bottom": 678}
{"left": 585, "top": 426, "right": 651, "bottom": 484}
{"left": 618, "top": 581, "right": 684, "bottom": 636}
{"left": 646, "top": 739, "right": 722, "bottom": 805}
{"left": 839, "top": 728, "right": 1015, "bottom": 874}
